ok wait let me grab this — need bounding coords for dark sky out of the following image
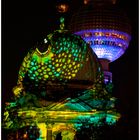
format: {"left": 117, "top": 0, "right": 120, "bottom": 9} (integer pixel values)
{"left": 2, "top": 0, "right": 138, "bottom": 139}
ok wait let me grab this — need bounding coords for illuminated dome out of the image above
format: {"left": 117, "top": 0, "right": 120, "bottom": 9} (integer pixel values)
{"left": 4, "top": 18, "right": 120, "bottom": 140}
{"left": 15, "top": 28, "right": 102, "bottom": 100}
{"left": 69, "top": 1, "right": 131, "bottom": 62}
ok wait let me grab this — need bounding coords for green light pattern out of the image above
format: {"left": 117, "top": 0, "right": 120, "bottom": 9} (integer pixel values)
{"left": 16, "top": 32, "right": 88, "bottom": 91}
{"left": 3, "top": 27, "right": 120, "bottom": 140}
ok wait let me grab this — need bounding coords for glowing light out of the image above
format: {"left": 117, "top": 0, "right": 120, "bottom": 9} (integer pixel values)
{"left": 75, "top": 29, "right": 131, "bottom": 62}
{"left": 106, "top": 114, "right": 119, "bottom": 125}
{"left": 23, "top": 133, "right": 28, "bottom": 138}
{"left": 12, "top": 85, "right": 23, "bottom": 97}
{"left": 44, "top": 38, "right": 48, "bottom": 44}
{"left": 84, "top": 0, "right": 90, "bottom": 5}
{"left": 57, "top": 4, "right": 69, "bottom": 13}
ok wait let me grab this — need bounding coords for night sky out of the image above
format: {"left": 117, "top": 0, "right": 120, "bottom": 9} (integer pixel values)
{"left": 2, "top": 0, "right": 138, "bottom": 140}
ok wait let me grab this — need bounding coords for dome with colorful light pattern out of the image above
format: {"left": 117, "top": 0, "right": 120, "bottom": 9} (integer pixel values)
{"left": 15, "top": 29, "right": 103, "bottom": 100}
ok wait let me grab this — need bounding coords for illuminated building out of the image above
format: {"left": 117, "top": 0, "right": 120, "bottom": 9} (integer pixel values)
{"left": 3, "top": 18, "right": 120, "bottom": 140}
{"left": 69, "top": 0, "right": 131, "bottom": 84}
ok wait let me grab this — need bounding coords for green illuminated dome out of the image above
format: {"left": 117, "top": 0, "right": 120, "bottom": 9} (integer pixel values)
{"left": 3, "top": 14, "right": 120, "bottom": 140}
{"left": 15, "top": 29, "right": 103, "bottom": 100}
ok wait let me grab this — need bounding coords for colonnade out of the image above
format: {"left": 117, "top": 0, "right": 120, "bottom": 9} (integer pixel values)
{"left": 37, "top": 122, "right": 76, "bottom": 140}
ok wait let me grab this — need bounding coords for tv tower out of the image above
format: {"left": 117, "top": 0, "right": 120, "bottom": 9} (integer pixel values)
{"left": 69, "top": 0, "right": 131, "bottom": 84}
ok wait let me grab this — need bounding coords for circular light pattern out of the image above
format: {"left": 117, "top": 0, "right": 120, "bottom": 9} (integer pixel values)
{"left": 74, "top": 29, "right": 131, "bottom": 62}
{"left": 26, "top": 33, "right": 87, "bottom": 82}
{"left": 17, "top": 31, "right": 102, "bottom": 98}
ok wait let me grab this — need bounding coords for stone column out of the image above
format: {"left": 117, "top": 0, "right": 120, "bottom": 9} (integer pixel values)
{"left": 46, "top": 123, "right": 53, "bottom": 140}
{"left": 47, "top": 129, "right": 52, "bottom": 140}
{"left": 37, "top": 123, "right": 47, "bottom": 140}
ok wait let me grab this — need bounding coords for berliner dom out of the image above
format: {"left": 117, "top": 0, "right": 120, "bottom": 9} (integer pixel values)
{"left": 3, "top": 18, "right": 120, "bottom": 140}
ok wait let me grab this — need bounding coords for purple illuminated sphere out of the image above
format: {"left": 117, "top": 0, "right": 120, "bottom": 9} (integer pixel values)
{"left": 69, "top": 1, "right": 131, "bottom": 62}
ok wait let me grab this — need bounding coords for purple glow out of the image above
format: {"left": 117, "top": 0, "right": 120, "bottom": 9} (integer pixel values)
{"left": 75, "top": 29, "right": 131, "bottom": 62}
{"left": 103, "top": 71, "right": 112, "bottom": 84}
